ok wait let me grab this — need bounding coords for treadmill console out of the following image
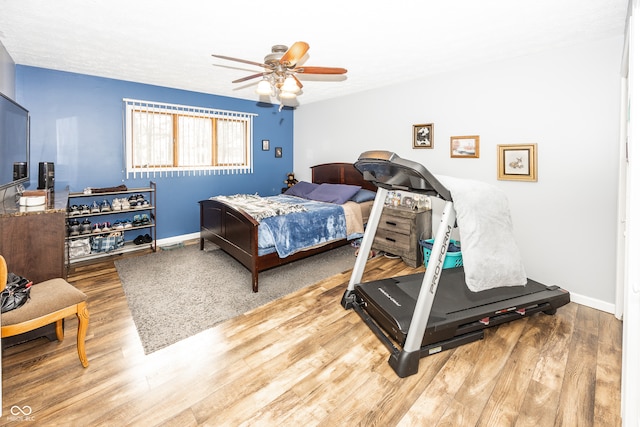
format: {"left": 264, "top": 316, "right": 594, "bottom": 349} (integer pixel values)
{"left": 354, "top": 150, "right": 452, "bottom": 201}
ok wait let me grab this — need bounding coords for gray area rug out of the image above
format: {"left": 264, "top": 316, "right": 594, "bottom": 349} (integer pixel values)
{"left": 115, "top": 243, "right": 356, "bottom": 354}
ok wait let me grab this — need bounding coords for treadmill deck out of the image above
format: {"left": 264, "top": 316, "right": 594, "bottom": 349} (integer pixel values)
{"left": 353, "top": 267, "right": 570, "bottom": 350}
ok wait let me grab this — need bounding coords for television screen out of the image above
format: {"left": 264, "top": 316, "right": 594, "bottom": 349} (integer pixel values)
{"left": 0, "top": 91, "right": 30, "bottom": 191}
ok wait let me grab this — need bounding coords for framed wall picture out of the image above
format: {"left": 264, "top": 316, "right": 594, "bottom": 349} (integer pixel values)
{"left": 450, "top": 135, "right": 480, "bottom": 158}
{"left": 497, "top": 143, "right": 538, "bottom": 181}
{"left": 413, "top": 123, "right": 434, "bottom": 149}
{"left": 262, "top": 139, "right": 270, "bottom": 151}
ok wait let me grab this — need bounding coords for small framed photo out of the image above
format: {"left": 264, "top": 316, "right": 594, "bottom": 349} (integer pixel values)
{"left": 402, "top": 196, "right": 415, "bottom": 209}
{"left": 413, "top": 123, "right": 433, "bottom": 149}
{"left": 262, "top": 139, "right": 270, "bottom": 151}
{"left": 497, "top": 143, "right": 538, "bottom": 182}
{"left": 450, "top": 135, "right": 480, "bottom": 158}
{"left": 274, "top": 147, "right": 282, "bottom": 158}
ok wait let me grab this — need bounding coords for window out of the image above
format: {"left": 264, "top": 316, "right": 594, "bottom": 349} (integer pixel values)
{"left": 123, "top": 99, "right": 256, "bottom": 177}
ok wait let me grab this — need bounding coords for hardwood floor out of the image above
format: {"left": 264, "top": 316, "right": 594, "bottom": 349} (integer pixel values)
{"left": 1, "top": 252, "right": 622, "bottom": 426}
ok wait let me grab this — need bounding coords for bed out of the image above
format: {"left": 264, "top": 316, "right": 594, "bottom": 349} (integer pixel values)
{"left": 199, "top": 162, "right": 377, "bottom": 292}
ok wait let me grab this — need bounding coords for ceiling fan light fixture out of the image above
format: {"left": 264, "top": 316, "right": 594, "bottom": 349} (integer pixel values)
{"left": 279, "top": 90, "right": 297, "bottom": 100}
{"left": 281, "top": 76, "right": 300, "bottom": 94}
{"left": 255, "top": 79, "right": 273, "bottom": 96}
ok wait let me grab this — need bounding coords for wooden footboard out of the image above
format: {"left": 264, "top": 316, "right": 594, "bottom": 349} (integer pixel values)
{"left": 199, "top": 198, "right": 260, "bottom": 291}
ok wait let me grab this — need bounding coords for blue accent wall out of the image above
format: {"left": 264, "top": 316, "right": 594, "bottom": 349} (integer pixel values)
{"left": 15, "top": 66, "right": 293, "bottom": 239}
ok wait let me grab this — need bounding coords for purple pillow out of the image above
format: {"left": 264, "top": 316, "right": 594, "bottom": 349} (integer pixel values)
{"left": 350, "top": 189, "right": 376, "bottom": 203}
{"left": 284, "top": 181, "right": 319, "bottom": 198}
{"left": 306, "top": 183, "right": 362, "bottom": 204}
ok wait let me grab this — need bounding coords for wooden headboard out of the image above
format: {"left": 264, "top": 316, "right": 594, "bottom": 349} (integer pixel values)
{"left": 311, "top": 162, "right": 377, "bottom": 192}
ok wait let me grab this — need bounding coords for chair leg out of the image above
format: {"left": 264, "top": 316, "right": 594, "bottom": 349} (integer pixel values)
{"left": 55, "top": 319, "right": 64, "bottom": 341}
{"left": 76, "top": 301, "right": 90, "bottom": 368}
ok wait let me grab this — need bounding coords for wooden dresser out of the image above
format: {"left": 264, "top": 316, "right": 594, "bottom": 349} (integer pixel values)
{"left": 372, "top": 206, "right": 432, "bottom": 268}
{"left": 0, "top": 189, "right": 68, "bottom": 283}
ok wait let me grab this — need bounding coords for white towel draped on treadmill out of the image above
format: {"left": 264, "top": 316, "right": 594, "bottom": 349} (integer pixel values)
{"left": 436, "top": 175, "right": 527, "bottom": 292}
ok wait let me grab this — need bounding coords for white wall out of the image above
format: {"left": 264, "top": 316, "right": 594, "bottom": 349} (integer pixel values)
{"left": 0, "top": 40, "right": 15, "bottom": 98}
{"left": 294, "top": 36, "right": 623, "bottom": 311}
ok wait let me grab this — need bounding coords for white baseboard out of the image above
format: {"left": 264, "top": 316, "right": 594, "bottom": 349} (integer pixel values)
{"left": 570, "top": 291, "right": 615, "bottom": 314}
{"left": 156, "top": 232, "right": 200, "bottom": 248}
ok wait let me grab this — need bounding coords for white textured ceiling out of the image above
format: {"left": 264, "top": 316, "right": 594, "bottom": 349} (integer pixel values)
{"left": 0, "top": 0, "right": 629, "bottom": 106}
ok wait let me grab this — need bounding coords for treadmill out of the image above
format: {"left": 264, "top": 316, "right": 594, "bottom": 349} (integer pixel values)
{"left": 341, "top": 150, "right": 570, "bottom": 378}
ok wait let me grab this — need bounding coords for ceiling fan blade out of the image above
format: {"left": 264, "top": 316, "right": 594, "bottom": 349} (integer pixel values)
{"left": 232, "top": 73, "right": 264, "bottom": 83}
{"left": 295, "top": 66, "right": 348, "bottom": 75}
{"left": 212, "top": 54, "right": 271, "bottom": 69}
{"left": 292, "top": 75, "right": 304, "bottom": 89}
{"left": 280, "top": 41, "right": 309, "bottom": 67}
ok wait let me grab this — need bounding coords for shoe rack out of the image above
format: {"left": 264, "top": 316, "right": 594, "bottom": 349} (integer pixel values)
{"left": 65, "top": 181, "right": 156, "bottom": 268}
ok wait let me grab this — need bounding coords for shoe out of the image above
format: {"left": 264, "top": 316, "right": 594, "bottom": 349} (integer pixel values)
{"left": 120, "top": 198, "right": 131, "bottom": 210}
{"left": 80, "top": 204, "right": 90, "bottom": 215}
{"left": 123, "top": 219, "right": 133, "bottom": 229}
{"left": 68, "top": 219, "right": 80, "bottom": 236}
{"left": 90, "top": 201, "right": 100, "bottom": 213}
{"left": 100, "top": 199, "right": 111, "bottom": 212}
{"left": 133, "top": 235, "right": 145, "bottom": 245}
{"left": 112, "top": 198, "right": 122, "bottom": 211}
{"left": 354, "top": 248, "right": 377, "bottom": 259}
{"left": 81, "top": 219, "right": 92, "bottom": 234}
{"left": 92, "top": 223, "right": 102, "bottom": 233}
{"left": 112, "top": 220, "right": 124, "bottom": 230}
{"left": 101, "top": 222, "right": 111, "bottom": 232}
{"left": 140, "top": 214, "right": 150, "bottom": 225}
{"left": 68, "top": 205, "right": 80, "bottom": 216}
{"left": 133, "top": 194, "right": 145, "bottom": 208}
{"left": 132, "top": 214, "right": 142, "bottom": 227}
{"left": 143, "top": 234, "right": 153, "bottom": 243}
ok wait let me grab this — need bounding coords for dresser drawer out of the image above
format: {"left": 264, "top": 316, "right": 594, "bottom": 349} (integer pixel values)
{"left": 373, "top": 233, "right": 412, "bottom": 256}
{"left": 377, "top": 213, "right": 412, "bottom": 235}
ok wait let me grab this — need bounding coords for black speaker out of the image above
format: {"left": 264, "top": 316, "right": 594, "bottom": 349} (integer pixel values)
{"left": 38, "top": 162, "right": 55, "bottom": 190}
{"left": 13, "top": 162, "right": 27, "bottom": 180}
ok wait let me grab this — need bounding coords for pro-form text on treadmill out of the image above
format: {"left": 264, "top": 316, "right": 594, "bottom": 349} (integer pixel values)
{"left": 429, "top": 224, "right": 452, "bottom": 294}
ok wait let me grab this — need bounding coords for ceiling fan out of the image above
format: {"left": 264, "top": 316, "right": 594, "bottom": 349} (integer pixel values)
{"left": 212, "top": 41, "right": 347, "bottom": 107}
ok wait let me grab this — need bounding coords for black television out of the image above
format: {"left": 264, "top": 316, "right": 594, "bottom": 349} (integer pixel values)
{"left": 0, "top": 91, "right": 30, "bottom": 193}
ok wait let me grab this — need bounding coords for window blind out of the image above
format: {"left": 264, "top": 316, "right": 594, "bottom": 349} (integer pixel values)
{"left": 123, "top": 98, "right": 257, "bottom": 178}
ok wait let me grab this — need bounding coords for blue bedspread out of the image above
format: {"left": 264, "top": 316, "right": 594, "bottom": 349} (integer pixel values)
{"left": 258, "top": 195, "right": 347, "bottom": 257}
